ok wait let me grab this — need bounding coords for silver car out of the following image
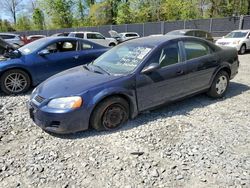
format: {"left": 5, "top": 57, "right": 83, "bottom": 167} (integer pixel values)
{"left": 0, "top": 33, "right": 24, "bottom": 48}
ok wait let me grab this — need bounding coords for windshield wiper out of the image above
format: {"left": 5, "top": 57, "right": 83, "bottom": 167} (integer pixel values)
{"left": 91, "top": 64, "right": 110, "bottom": 75}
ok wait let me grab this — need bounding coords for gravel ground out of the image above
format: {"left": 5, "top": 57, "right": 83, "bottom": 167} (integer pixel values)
{"left": 0, "top": 53, "right": 250, "bottom": 188}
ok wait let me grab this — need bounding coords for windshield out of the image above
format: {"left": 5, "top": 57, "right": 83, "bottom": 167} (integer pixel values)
{"left": 92, "top": 43, "right": 154, "bottom": 75}
{"left": 19, "top": 38, "right": 49, "bottom": 55}
{"left": 225, "top": 31, "right": 248, "bottom": 38}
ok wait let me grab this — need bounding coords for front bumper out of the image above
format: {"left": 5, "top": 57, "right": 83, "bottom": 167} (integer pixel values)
{"left": 28, "top": 101, "right": 90, "bottom": 134}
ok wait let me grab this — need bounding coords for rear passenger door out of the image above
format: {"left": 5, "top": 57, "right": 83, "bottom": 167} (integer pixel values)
{"left": 182, "top": 40, "right": 218, "bottom": 93}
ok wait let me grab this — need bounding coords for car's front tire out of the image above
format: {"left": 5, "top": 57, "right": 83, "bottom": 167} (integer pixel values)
{"left": 239, "top": 44, "right": 246, "bottom": 54}
{"left": 0, "top": 69, "right": 31, "bottom": 95}
{"left": 207, "top": 71, "right": 229, "bottom": 98}
{"left": 90, "top": 96, "right": 129, "bottom": 131}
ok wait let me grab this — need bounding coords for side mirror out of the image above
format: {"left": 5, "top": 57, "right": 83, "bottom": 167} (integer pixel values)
{"left": 141, "top": 63, "right": 160, "bottom": 74}
{"left": 38, "top": 49, "right": 50, "bottom": 56}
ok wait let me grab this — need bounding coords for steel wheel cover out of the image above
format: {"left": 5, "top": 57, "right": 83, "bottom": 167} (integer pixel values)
{"left": 102, "top": 104, "right": 126, "bottom": 129}
{"left": 215, "top": 75, "right": 227, "bottom": 95}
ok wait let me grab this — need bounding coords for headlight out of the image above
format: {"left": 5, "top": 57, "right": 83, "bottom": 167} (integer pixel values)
{"left": 47, "top": 96, "right": 83, "bottom": 110}
{"left": 232, "top": 40, "right": 240, "bottom": 45}
{"left": 31, "top": 87, "right": 37, "bottom": 95}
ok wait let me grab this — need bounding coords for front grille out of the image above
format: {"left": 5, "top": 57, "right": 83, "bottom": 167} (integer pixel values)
{"left": 34, "top": 95, "right": 45, "bottom": 104}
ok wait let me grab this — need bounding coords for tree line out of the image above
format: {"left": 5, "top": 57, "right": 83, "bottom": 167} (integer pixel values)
{"left": 0, "top": 0, "right": 250, "bottom": 32}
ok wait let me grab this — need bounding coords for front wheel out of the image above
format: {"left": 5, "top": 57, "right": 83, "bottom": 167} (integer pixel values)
{"left": 239, "top": 44, "right": 246, "bottom": 55}
{"left": 90, "top": 97, "right": 129, "bottom": 131}
{"left": 0, "top": 69, "right": 31, "bottom": 95}
{"left": 207, "top": 71, "right": 229, "bottom": 98}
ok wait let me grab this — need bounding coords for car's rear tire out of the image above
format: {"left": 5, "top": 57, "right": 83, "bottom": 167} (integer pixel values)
{"left": 0, "top": 69, "right": 31, "bottom": 95}
{"left": 90, "top": 96, "right": 129, "bottom": 131}
{"left": 207, "top": 71, "right": 229, "bottom": 98}
{"left": 239, "top": 44, "right": 246, "bottom": 54}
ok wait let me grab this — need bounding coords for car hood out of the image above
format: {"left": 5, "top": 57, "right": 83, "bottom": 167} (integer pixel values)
{"left": 0, "top": 39, "right": 16, "bottom": 51}
{"left": 217, "top": 38, "right": 243, "bottom": 43}
{"left": 35, "top": 66, "right": 121, "bottom": 99}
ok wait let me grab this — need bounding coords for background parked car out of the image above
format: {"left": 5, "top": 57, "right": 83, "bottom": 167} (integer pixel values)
{"left": 0, "top": 33, "right": 24, "bottom": 48}
{"left": 109, "top": 30, "right": 140, "bottom": 43}
{"left": 51, "top": 32, "right": 70, "bottom": 37}
{"left": 0, "top": 37, "right": 108, "bottom": 95}
{"left": 25, "top": 35, "right": 46, "bottom": 44}
{"left": 215, "top": 30, "right": 250, "bottom": 54}
{"left": 166, "top": 29, "right": 214, "bottom": 42}
{"left": 28, "top": 36, "right": 239, "bottom": 134}
{"left": 68, "top": 31, "right": 117, "bottom": 47}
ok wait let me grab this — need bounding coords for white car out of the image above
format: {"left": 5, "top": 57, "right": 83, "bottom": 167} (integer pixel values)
{"left": 109, "top": 30, "right": 140, "bottom": 43}
{"left": 68, "top": 32, "right": 117, "bottom": 47}
{"left": 0, "top": 33, "right": 24, "bottom": 47}
{"left": 216, "top": 30, "right": 250, "bottom": 54}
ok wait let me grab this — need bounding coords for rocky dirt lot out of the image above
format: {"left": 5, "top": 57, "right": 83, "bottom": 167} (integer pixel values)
{"left": 0, "top": 54, "right": 250, "bottom": 188}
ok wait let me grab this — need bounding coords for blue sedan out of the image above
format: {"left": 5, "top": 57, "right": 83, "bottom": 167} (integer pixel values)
{"left": 0, "top": 37, "right": 107, "bottom": 94}
{"left": 29, "top": 36, "right": 239, "bottom": 134}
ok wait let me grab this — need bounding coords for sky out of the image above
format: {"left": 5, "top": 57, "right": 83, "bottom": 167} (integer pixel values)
{"left": 0, "top": 0, "right": 31, "bottom": 22}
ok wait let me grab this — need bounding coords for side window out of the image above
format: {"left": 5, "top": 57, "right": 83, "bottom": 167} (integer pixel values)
{"left": 0, "top": 35, "right": 15, "bottom": 39}
{"left": 81, "top": 41, "right": 93, "bottom": 50}
{"left": 195, "top": 31, "right": 206, "bottom": 38}
{"left": 45, "top": 41, "right": 77, "bottom": 53}
{"left": 149, "top": 42, "right": 181, "bottom": 68}
{"left": 95, "top": 34, "right": 105, "bottom": 39}
{"left": 184, "top": 41, "right": 210, "bottom": 60}
{"left": 75, "top": 33, "right": 84, "bottom": 38}
{"left": 87, "top": 33, "right": 95, "bottom": 39}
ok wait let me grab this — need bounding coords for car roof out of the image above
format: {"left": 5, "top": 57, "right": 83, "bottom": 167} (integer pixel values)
{"left": 120, "top": 32, "right": 138, "bottom": 34}
{"left": 70, "top": 31, "right": 100, "bottom": 34}
{"left": 126, "top": 35, "right": 193, "bottom": 46}
{"left": 0, "top": 33, "right": 19, "bottom": 36}
{"left": 169, "top": 29, "right": 209, "bottom": 33}
{"left": 231, "top": 29, "right": 250, "bottom": 32}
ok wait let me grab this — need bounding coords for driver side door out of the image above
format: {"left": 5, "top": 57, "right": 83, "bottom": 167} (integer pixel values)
{"left": 34, "top": 40, "right": 79, "bottom": 83}
{"left": 136, "top": 41, "right": 189, "bottom": 111}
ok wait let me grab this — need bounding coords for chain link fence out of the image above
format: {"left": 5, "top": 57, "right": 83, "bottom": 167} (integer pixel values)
{"left": 14, "top": 15, "right": 250, "bottom": 38}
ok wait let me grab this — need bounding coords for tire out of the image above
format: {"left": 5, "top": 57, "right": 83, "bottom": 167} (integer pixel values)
{"left": 90, "top": 97, "right": 129, "bottom": 131}
{"left": 207, "top": 71, "right": 229, "bottom": 98}
{"left": 109, "top": 43, "right": 116, "bottom": 47}
{"left": 239, "top": 44, "right": 246, "bottom": 55}
{"left": 0, "top": 69, "right": 31, "bottom": 95}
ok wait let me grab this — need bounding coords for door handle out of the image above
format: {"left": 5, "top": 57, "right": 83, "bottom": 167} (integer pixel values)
{"left": 74, "top": 55, "right": 79, "bottom": 59}
{"left": 176, "top": 70, "right": 184, "bottom": 75}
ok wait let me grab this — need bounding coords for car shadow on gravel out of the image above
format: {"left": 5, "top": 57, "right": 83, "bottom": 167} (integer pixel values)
{"left": 49, "top": 81, "right": 250, "bottom": 140}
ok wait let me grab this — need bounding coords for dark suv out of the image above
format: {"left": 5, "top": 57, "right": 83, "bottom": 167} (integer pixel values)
{"left": 166, "top": 29, "right": 214, "bottom": 42}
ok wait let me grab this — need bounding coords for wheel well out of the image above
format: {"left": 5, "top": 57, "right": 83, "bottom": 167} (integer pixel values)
{"left": 89, "top": 94, "right": 132, "bottom": 127}
{"left": 0, "top": 68, "right": 33, "bottom": 85}
{"left": 220, "top": 67, "right": 231, "bottom": 78}
{"left": 109, "top": 42, "right": 116, "bottom": 46}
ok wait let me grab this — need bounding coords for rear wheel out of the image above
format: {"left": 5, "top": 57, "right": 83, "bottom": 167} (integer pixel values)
{"left": 239, "top": 44, "right": 246, "bottom": 54}
{"left": 207, "top": 71, "right": 229, "bottom": 98}
{"left": 90, "top": 97, "right": 129, "bottom": 131}
{"left": 0, "top": 69, "right": 31, "bottom": 95}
